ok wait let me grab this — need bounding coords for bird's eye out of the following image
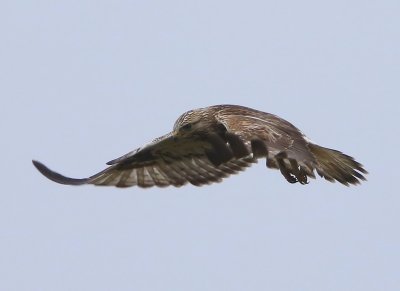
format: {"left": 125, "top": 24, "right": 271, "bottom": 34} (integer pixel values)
{"left": 180, "top": 123, "right": 192, "bottom": 131}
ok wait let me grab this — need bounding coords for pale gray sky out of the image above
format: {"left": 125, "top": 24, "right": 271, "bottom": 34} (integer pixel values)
{"left": 1, "top": 0, "right": 399, "bottom": 290}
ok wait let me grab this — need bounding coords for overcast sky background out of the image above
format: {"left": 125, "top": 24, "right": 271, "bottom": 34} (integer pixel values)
{"left": 1, "top": 0, "right": 399, "bottom": 290}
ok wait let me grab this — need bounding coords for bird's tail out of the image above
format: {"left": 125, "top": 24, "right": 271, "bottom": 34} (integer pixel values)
{"left": 308, "top": 143, "right": 367, "bottom": 185}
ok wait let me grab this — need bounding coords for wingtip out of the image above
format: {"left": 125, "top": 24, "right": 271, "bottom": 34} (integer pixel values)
{"left": 32, "top": 159, "right": 47, "bottom": 173}
{"left": 32, "top": 159, "right": 89, "bottom": 185}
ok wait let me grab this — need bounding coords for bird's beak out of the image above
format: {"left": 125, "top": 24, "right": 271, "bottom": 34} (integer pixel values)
{"left": 172, "top": 129, "right": 189, "bottom": 141}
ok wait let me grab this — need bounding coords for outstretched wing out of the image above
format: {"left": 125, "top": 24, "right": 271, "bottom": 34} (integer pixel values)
{"left": 215, "top": 107, "right": 367, "bottom": 185}
{"left": 33, "top": 132, "right": 256, "bottom": 188}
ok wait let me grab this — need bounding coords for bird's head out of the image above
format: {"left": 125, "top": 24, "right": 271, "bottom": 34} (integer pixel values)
{"left": 172, "top": 108, "right": 215, "bottom": 138}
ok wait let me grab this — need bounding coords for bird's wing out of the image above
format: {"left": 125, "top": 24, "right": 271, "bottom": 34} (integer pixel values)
{"left": 215, "top": 111, "right": 367, "bottom": 185}
{"left": 33, "top": 132, "right": 256, "bottom": 188}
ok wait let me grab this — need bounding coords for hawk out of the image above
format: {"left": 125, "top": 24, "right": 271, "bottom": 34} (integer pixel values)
{"left": 33, "top": 104, "right": 367, "bottom": 188}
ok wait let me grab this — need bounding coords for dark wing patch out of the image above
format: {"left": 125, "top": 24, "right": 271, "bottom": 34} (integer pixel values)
{"left": 225, "top": 132, "right": 251, "bottom": 158}
{"left": 203, "top": 133, "right": 234, "bottom": 166}
{"left": 251, "top": 139, "right": 268, "bottom": 158}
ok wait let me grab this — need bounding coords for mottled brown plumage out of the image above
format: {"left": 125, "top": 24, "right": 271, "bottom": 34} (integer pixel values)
{"left": 33, "top": 105, "right": 367, "bottom": 187}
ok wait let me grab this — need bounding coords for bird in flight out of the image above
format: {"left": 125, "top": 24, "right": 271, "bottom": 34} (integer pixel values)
{"left": 33, "top": 104, "right": 367, "bottom": 188}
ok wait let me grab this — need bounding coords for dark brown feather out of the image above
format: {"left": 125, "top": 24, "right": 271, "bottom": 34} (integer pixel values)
{"left": 204, "top": 134, "right": 234, "bottom": 166}
{"left": 225, "top": 132, "right": 251, "bottom": 158}
{"left": 251, "top": 139, "right": 269, "bottom": 158}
